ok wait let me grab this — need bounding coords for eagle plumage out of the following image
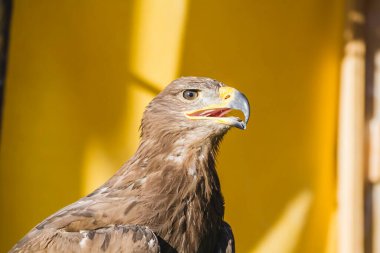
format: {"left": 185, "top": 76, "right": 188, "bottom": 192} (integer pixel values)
{"left": 10, "top": 77, "right": 250, "bottom": 253}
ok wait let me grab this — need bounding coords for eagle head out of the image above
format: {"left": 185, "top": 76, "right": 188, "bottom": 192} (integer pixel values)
{"left": 141, "top": 77, "right": 250, "bottom": 141}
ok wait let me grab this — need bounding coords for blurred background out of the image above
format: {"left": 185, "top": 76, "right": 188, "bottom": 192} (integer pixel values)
{"left": 1, "top": 0, "right": 379, "bottom": 252}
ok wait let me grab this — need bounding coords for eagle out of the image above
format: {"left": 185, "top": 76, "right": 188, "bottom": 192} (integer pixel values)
{"left": 10, "top": 77, "right": 250, "bottom": 253}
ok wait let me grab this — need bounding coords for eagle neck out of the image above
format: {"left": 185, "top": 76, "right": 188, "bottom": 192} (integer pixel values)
{"left": 111, "top": 131, "right": 226, "bottom": 252}
{"left": 139, "top": 133, "right": 225, "bottom": 252}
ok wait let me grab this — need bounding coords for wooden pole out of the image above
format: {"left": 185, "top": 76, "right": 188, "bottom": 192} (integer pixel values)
{"left": 337, "top": 1, "right": 366, "bottom": 253}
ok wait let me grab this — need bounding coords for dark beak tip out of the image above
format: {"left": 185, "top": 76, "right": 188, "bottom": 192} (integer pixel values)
{"left": 234, "top": 121, "right": 247, "bottom": 130}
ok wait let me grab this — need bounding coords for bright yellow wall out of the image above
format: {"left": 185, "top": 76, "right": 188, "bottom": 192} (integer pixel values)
{"left": 0, "top": 0, "right": 344, "bottom": 252}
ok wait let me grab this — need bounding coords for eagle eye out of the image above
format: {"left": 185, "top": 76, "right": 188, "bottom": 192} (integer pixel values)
{"left": 183, "top": 90, "right": 199, "bottom": 100}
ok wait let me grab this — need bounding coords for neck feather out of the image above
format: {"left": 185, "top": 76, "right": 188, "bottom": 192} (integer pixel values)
{"left": 105, "top": 131, "right": 226, "bottom": 252}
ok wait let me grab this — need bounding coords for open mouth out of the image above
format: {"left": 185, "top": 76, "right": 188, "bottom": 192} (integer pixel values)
{"left": 186, "top": 108, "right": 233, "bottom": 118}
{"left": 186, "top": 108, "right": 245, "bottom": 127}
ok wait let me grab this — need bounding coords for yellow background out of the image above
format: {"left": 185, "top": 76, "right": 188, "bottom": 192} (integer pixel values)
{"left": 0, "top": 0, "right": 344, "bottom": 252}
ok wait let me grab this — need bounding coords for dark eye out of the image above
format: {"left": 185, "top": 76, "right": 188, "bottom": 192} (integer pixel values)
{"left": 183, "top": 90, "right": 199, "bottom": 100}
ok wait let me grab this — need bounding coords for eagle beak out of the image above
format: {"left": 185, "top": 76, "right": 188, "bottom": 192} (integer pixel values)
{"left": 185, "top": 86, "right": 250, "bottom": 130}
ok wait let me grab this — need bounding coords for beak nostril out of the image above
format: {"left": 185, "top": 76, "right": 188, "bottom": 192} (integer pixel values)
{"left": 224, "top": 95, "right": 231, "bottom": 100}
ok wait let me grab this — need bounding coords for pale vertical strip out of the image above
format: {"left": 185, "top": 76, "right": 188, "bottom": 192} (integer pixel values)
{"left": 129, "top": 0, "right": 189, "bottom": 89}
{"left": 81, "top": 1, "right": 189, "bottom": 194}
{"left": 125, "top": 0, "right": 189, "bottom": 150}
{"left": 124, "top": 0, "right": 189, "bottom": 156}
{"left": 337, "top": 40, "right": 365, "bottom": 253}
{"left": 369, "top": 51, "right": 380, "bottom": 253}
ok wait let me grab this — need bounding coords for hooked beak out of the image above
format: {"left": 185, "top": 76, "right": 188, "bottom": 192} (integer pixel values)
{"left": 185, "top": 86, "right": 250, "bottom": 130}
